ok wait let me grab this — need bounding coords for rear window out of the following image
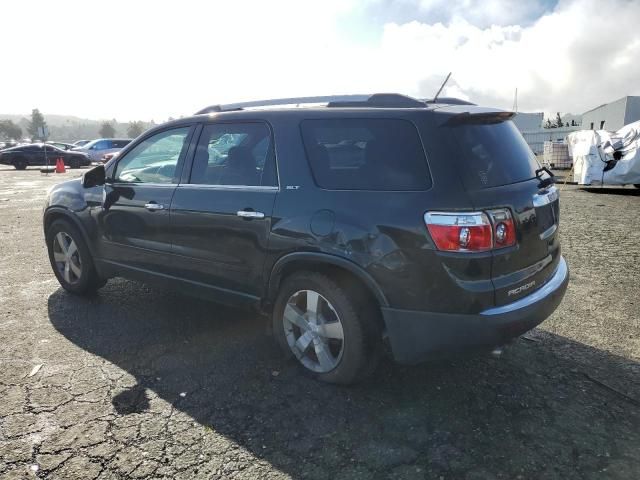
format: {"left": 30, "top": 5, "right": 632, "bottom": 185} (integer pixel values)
{"left": 444, "top": 120, "right": 540, "bottom": 189}
{"left": 301, "top": 119, "right": 431, "bottom": 190}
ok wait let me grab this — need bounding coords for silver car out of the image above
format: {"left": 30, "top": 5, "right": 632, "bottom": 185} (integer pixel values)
{"left": 73, "top": 138, "right": 131, "bottom": 162}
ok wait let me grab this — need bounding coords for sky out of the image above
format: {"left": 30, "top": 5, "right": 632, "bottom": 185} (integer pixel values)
{"left": 1, "top": 0, "right": 639, "bottom": 122}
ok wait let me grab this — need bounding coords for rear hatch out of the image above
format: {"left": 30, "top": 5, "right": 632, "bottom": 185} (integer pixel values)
{"left": 437, "top": 109, "right": 561, "bottom": 306}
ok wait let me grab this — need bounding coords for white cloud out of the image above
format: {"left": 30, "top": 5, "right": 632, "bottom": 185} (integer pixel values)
{"left": 366, "top": 0, "right": 640, "bottom": 116}
{"left": 0, "top": 0, "right": 638, "bottom": 121}
{"left": 358, "top": 0, "right": 555, "bottom": 28}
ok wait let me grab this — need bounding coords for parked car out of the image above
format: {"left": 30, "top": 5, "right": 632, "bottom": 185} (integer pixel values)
{"left": 73, "top": 140, "right": 91, "bottom": 147}
{"left": 43, "top": 93, "right": 569, "bottom": 384}
{"left": 72, "top": 138, "right": 132, "bottom": 162}
{"left": 101, "top": 151, "right": 120, "bottom": 163}
{"left": 46, "top": 141, "right": 77, "bottom": 151}
{"left": 0, "top": 143, "right": 91, "bottom": 169}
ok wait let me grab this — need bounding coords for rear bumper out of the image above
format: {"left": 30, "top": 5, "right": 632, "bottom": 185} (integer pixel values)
{"left": 381, "top": 256, "right": 569, "bottom": 364}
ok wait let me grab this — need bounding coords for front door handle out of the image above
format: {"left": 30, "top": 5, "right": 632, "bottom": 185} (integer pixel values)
{"left": 237, "top": 210, "right": 265, "bottom": 219}
{"left": 145, "top": 202, "right": 165, "bottom": 211}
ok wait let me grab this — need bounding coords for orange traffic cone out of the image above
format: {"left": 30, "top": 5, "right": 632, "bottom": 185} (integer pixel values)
{"left": 55, "top": 157, "right": 66, "bottom": 173}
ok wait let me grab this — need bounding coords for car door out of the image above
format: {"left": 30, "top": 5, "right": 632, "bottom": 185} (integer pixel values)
{"left": 169, "top": 121, "right": 278, "bottom": 304}
{"left": 44, "top": 145, "right": 62, "bottom": 166}
{"left": 97, "top": 125, "right": 194, "bottom": 276}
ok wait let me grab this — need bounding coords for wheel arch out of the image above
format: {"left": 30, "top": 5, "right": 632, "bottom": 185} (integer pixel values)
{"left": 266, "top": 252, "right": 389, "bottom": 310}
{"left": 43, "top": 207, "right": 96, "bottom": 257}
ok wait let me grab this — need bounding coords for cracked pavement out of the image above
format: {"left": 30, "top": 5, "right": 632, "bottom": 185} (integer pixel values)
{"left": 0, "top": 166, "right": 639, "bottom": 479}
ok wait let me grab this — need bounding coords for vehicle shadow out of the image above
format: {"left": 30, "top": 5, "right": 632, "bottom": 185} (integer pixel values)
{"left": 47, "top": 280, "right": 640, "bottom": 478}
{"left": 581, "top": 186, "right": 640, "bottom": 196}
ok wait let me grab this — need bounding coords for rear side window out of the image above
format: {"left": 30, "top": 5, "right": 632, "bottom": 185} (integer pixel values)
{"left": 443, "top": 120, "right": 540, "bottom": 189}
{"left": 113, "top": 140, "right": 131, "bottom": 148}
{"left": 189, "top": 122, "right": 277, "bottom": 187}
{"left": 300, "top": 119, "right": 431, "bottom": 190}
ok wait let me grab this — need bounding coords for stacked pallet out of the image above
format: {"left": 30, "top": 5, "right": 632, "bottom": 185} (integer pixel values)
{"left": 542, "top": 141, "right": 571, "bottom": 169}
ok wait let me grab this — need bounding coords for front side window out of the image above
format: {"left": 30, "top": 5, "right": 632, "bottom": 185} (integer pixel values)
{"left": 300, "top": 118, "right": 431, "bottom": 190}
{"left": 190, "top": 122, "right": 277, "bottom": 186}
{"left": 114, "top": 127, "right": 190, "bottom": 184}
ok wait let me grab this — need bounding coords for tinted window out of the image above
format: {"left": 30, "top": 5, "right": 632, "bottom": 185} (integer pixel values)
{"left": 300, "top": 119, "right": 431, "bottom": 190}
{"left": 114, "top": 127, "right": 190, "bottom": 184}
{"left": 443, "top": 120, "right": 539, "bottom": 189}
{"left": 190, "top": 122, "right": 277, "bottom": 187}
{"left": 112, "top": 139, "right": 131, "bottom": 148}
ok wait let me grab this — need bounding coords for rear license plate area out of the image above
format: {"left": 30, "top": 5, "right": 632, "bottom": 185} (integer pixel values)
{"left": 536, "top": 204, "right": 556, "bottom": 233}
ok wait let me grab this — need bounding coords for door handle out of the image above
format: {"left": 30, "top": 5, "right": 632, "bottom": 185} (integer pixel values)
{"left": 237, "top": 210, "right": 265, "bottom": 219}
{"left": 145, "top": 202, "right": 165, "bottom": 211}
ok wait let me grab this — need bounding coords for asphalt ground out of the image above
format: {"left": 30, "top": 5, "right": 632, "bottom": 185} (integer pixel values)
{"left": 0, "top": 166, "right": 638, "bottom": 479}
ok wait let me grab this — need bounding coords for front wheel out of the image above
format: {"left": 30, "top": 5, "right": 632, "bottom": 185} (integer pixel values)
{"left": 69, "top": 158, "right": 81, "bottom": 169}
{"left": 272, "top": 271, "right": 381, "bottom": 384}
{"left": 46, "top": 219, "right": 105, "bottom": 295}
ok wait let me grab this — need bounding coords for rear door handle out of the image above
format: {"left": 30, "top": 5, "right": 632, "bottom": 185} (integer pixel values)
{"left": 237, "top": 210, "right": 265, "bottom": 219}
{"left": 145, "top": 202, "right": 165, "bottom": 211}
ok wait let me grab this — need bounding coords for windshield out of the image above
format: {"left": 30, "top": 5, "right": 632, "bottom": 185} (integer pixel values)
{"left": 76, "top": 140, "right": 97, "bottom": 149}
{"left": 444, "top": 120, "right": 540, "bottom": 189}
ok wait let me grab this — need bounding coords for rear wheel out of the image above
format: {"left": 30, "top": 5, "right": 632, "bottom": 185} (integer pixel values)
{"left": 272, "top": 271, "right": 381, "bottom": 384}
{"left": 46, "top": 219, "right": 105, "bottom": 295}
{"left": 69, "top": 157, "right": 81, "bottom": 169}
{"left": 13, "top": 157, "right": 27, "bottom": 170}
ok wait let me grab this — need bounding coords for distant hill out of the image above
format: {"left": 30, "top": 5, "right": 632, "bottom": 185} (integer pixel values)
{"left": 0, "top": 113, "right": 159, "bottom": 142}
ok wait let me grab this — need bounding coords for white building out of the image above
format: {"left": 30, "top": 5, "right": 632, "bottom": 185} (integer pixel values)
{"left": 512, "top": 112, "right": 580, "bottom": 154}
{"left": 512, "top": 112, "right": 543, "bottom": 131}
{"left": 581, "top": 96, "right": 640, "bottom": 131}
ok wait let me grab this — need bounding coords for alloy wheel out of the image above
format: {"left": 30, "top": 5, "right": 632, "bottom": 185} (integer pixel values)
{"left": 283, "top": 289, "right": 345, "bottom": 373}
{"left": 52, "top": 232, "right": 82, "bottom": 284}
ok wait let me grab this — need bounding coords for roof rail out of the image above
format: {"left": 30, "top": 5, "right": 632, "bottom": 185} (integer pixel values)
{"left": 195, "top": 93, "right": 427, "bottom": 114}
{"left": 423, "top": 97, "right": 476, "bottom": 106}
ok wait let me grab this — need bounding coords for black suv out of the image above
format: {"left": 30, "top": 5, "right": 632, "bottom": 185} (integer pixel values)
{"left": 43, "top": 94, "right": 569, "bottom": 384}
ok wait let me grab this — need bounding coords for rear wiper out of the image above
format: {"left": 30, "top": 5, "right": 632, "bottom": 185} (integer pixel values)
{"left": 535, "top": 166, "right": 556, "bottom": 189}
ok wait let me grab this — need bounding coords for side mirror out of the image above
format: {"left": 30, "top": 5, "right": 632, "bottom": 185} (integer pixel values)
{"left": 82, "top": 165, "right": 106, "bottom": 188}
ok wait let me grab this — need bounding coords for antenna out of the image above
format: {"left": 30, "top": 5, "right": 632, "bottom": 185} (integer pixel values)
{"left": 433, "top": 72, "right": 452, "bottom": 103}
{"left": 512, "top": 87, "right": 518, "bottom": 112}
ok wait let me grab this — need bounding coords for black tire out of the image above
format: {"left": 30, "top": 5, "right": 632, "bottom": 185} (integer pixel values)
{"left": 69, "top": 157, "right": 81, "bottom": 169}
{"left": 13, "top": 157, "right": 27, "bottom": 170}
{"left": 46, "top": 219, "right": 106, "bottom": 295}
{"left": 272, "top": 271, "right": 381, "bottom": 385}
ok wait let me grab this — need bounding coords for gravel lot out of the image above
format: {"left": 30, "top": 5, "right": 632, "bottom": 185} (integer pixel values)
{"left": 0, "top": 166, "right": 639, "bottom": 480}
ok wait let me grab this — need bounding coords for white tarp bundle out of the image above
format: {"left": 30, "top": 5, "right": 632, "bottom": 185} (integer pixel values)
{"left": 567, "top": 120, "right": 640, "bottom": 185}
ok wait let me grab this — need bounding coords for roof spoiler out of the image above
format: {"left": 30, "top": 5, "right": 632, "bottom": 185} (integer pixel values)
{"left": 441, "top": 111, "right": 515, "bottom": 126}
{"left": 424, "top": 97, "right": 476, "bottom": 106}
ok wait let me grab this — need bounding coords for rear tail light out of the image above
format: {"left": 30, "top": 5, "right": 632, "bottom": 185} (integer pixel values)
{"left": 487, "top": 208, "right": 516, "bottom": 247}
{"left": 424, "top": 212, "right": 493, "bottom": 252}
{"left": 425, "top": 208, "right": 516, "bottom": 252}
